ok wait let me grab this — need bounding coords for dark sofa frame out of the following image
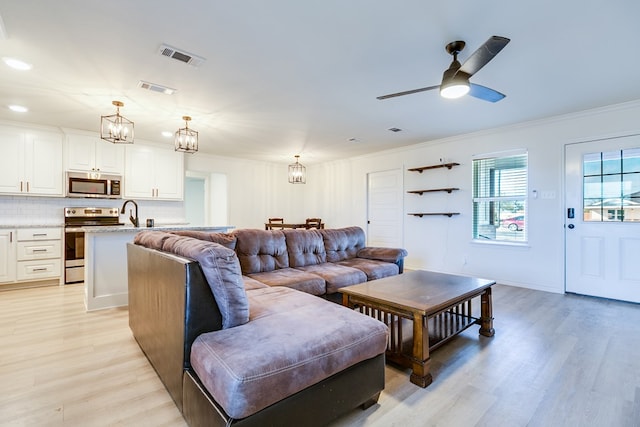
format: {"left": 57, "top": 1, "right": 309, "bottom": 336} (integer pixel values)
{"left": 127, "top": 243, "right": 385, "bottom": 426}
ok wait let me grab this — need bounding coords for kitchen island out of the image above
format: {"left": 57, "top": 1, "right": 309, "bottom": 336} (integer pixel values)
{"left": 82, "top": 225, "right": 233, "bottom": 311}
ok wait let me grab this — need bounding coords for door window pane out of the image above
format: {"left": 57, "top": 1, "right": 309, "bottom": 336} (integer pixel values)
{"left": 583, "top": 148, "right": 640, "bottom": 222}
{"left": 583, "top": 152, "right": 602, "bottom": 176}
{"left": 623, "top": 148, "right": 640, "bottom": 173}
{"left": 602, "top": 151, "right": 622, "bottom": 175}
{"left": 583, "top": 176, "right": 601, "bottom": 199}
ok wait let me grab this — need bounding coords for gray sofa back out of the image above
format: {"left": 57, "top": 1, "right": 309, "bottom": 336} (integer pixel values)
{"left": 320, "top": 226, "right": 366, "bottom": 262}
{"left": 283, "top": 228, "right": 327, "bottom": 267}
{"left": 234, "top": 229, "right": 289, "bottom": 274}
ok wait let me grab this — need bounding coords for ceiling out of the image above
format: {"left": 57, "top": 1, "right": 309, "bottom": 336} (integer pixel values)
{"left": 0, "top": 1, "right": 639, "bottom": 165}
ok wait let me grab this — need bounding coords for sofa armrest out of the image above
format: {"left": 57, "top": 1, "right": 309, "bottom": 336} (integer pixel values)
{"left": 357, "top": 247, "right": 408, "bottom": 263}
{"left": 357, "top": 247, "right": 408, "bottom": 273}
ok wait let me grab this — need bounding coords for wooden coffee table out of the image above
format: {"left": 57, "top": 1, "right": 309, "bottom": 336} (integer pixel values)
{"left": 341, "top": 270, "right": 495, "bottom": 387}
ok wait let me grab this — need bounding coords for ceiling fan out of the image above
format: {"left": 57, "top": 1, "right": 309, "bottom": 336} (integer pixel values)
{"left": 376, "top": 35, "right": 510, "bottom": 103}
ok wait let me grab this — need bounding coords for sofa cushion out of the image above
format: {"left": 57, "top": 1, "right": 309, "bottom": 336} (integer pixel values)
{"left": 190, "top": 286, "right": 388, "bottom": 419}
{"left": 242, "top": 275, "right": 269, "bottom": 290}
{"left": 170, "top": 230, "right": 237, "bottom": 250}
{"left": 248, "top": 268, "right": 326, "bottom": 296}
{"left": 296, "top": 263, "right": 367, "bottom": 294}
{"left": 234, "top": 229, "right": 289, "bottom": 274}
{"left": 282, "top": 229, "right": 326, "bottom": 267}
{"left": 161, "top": 235, "right": 250, "bottom": 329}
{"left": 320, "top": 226, "right": 366, "bottom": 262}
{"left": 337, "top": 258, "right": 399, "bottom": 280}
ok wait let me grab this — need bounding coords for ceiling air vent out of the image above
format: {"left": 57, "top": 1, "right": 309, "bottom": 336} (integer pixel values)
{"left": 137, "top": 80, "right": 176, "bottom": 95}
{"left": 158, "top": 44, "right": 206, "bottom": 68}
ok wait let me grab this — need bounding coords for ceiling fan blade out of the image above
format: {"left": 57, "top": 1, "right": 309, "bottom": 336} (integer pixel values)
{"left": 459, "top": 36, "right": 510, "bottom": 77}
{"left": 468, "top": 83, "right": 506, "bottom": 102}
{"left": 376, "top": 85, "right": 440, "bottom": 100}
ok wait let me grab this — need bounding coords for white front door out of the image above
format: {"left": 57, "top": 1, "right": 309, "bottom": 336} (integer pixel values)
{"left": 565, "top": 134, "right": 640, "bottom": 302}
{"left": 367, "top": 169, "right": 403, "bottom": 247}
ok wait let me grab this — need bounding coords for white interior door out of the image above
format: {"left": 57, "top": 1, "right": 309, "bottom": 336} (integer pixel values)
{"left": 367, "top": 169, "right": 403, "bottom": 247}
{"left": 565, "top": 135, "right": 640, "bottom": 303}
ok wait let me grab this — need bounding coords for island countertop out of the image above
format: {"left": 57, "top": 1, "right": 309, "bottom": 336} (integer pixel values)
{"left": 67, "top": 225, "right": 234, "bottom": 233}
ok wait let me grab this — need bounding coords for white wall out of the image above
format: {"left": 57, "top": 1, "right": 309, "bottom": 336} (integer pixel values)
{"left": 170, "top": 100, "right": 640, "bottom": 294}
{"left": 311, "top": 100, "right": 640, "bottom": 294}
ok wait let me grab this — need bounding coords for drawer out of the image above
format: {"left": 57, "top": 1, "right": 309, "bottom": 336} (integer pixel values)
{"left": 17, "top": 259, "right": 61, "bottom": 281}
{"left": 17, "top": 228, "right": 62, "bottom": 241}
{"left": 17, "top": 241, "right": 62, "bottom": 261}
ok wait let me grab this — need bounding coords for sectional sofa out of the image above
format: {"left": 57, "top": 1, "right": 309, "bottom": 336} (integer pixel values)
{"left": 127, "top": 226, "right": 407, "bottom": 426}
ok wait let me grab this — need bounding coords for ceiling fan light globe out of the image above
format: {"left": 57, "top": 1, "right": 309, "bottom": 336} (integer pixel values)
{"left": 440, "top": 83, "right": 470, "bottom": 99}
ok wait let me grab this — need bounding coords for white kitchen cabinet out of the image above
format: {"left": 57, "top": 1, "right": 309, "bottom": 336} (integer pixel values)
{"left": 0, "top": 230, "right": 16, "bottom": 284}
{"left": 124, "top": 144, "right": 184, "bottom": 200}
{"left": 15, "top": 228, "right": 62, "bottom": 282}
{"left": 0, "top": 228, "right": 62, "bottom": 286}
{"left": 0, "top": 126, "right": 64, "bottom": 196}
{"left": 66, "top": 133, "right": 125, "bottom": 174}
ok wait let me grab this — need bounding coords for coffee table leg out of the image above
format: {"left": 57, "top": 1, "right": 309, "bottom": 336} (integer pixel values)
{"left": 479, "top": 287, "right": 495, "bottom": 337}
{"left": 410, "top": 314, "right": 433, "bottom": 388}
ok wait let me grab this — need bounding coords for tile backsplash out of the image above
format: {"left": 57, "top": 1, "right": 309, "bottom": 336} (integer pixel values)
{"left": 0, "top": 196, "right": 185, "bottom": 226}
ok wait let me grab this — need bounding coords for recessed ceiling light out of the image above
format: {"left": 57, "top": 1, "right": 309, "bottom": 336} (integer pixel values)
{"left": 8, "top": 105, "right": 28, "bottom": 113}
{"left": 161, "top": 131, "right": 173, "bottom": 138}
{"left": 3, "top": 57, "right": 32, "bottom": 70}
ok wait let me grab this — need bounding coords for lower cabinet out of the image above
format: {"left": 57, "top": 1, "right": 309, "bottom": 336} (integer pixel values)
{"left": 0, "top": 230, "right": 16, "bottom": 283}
{"left": 0, "top": 227, "right": 62, "bottom": 286}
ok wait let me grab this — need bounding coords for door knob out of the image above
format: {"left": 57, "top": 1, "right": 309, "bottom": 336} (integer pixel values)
{"left": 568, "top": 224, "right": 575, "bottom": 229}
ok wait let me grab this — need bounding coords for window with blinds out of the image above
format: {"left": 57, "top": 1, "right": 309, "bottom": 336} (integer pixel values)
{"left": 472, "top": 151, "right": 528, "bottom": 242}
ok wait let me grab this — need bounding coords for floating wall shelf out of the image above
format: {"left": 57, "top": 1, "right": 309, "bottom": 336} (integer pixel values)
{"left": 407, "top": 162, "right": 460, "bottom": 173}
{"left": 407, "top": 187, "right": 459, "bottom": 195}
{"left": 408, "top": 213, "right": 460, "bottom": 218}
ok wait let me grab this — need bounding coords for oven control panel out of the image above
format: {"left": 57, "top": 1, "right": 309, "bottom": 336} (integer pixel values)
{"left": 65, "top": 207, "right": 120, "bottom": 218}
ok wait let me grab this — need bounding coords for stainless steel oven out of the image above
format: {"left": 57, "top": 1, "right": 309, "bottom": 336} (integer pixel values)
{"left": 64, "top": 207, "right": 123, "bottom": 284}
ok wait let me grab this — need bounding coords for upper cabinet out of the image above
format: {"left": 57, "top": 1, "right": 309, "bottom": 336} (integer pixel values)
{"left": 0, "top": 126, "right": 64, "bottom": 196}
{"left": 124, "top": 144, "right": 184, "bottom": 200}
{"left": 66, "top": 133, "right": 125, "bottom": 174}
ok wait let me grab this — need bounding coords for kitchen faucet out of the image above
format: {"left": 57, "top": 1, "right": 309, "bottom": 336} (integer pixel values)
{"left": 120, "top": 199, "right": 139, "bottom": 227}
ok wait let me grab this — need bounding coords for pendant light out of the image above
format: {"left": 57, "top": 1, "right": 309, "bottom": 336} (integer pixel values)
{"left": 288, "top": 155, "right": 306, "bottom": 184}
{"left": 100, "top": 100, "right": 134, "bottom": 144}
{"left": 175, "top": 116, "right": 198, "bottom": 153}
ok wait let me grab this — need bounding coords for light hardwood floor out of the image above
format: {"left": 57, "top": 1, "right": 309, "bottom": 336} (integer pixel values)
{"left": 1, "top": 283, "right": 639, "bottom": 426}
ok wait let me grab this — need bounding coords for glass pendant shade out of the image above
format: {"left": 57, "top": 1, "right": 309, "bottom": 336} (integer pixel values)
{"left": 175, "top": 116, "right": 198, "bottom": 153}
{"left": 288, "top": 155, "right": 306, "bottom": 184}
{"left": 101, "top": 101, "right": 134, "bottom": 144}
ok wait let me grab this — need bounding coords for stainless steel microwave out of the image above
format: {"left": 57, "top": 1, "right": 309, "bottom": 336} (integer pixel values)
{"left": 66, "top": 171, "right": 122, "bottom": 199}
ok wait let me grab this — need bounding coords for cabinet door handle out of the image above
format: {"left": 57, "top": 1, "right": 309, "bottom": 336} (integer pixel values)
{"left": 20, "top": 181, "right": 23, "bottom": 192}
{"left": 9, "top": 231, "right": 12, "bottom": 243}
{"left": 32, "top": 233, "right": 47, "bottom": 237}
{"left": 27, "top": 182, "right": 30, "bottom": 192}
{"left": 32, "top": 248, "right": 48, "bottom": 253}
{"left": 32, "top": 267, "right": 48, "bottom": 272}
